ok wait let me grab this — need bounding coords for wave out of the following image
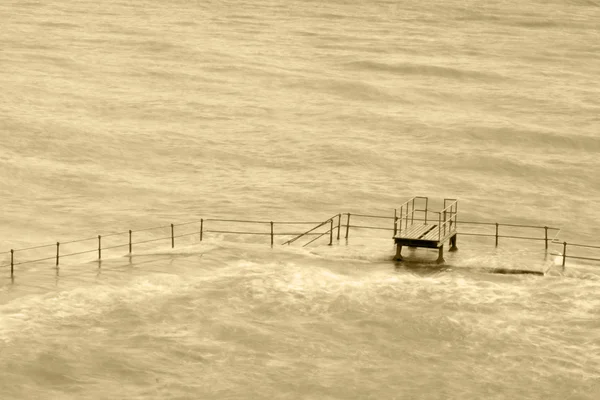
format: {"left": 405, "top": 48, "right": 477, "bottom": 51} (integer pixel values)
{"left": 344, "top": 60, "right": 507, "bottom": 82}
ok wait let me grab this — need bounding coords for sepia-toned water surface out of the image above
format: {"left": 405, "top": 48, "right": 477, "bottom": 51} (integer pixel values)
{"left": 1, "top": 0, "right": 599, "bottom": 398}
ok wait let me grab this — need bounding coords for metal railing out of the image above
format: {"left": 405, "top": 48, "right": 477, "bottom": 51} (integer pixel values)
{"left": 2, "top": 211, "right": 599, "bottom": 278}
{"left": 437, "top": 199, "right": 458, "bottom": 241}
{"left": 339, "top": 212, "right": 598, "bottom": 269}
{"left": 393, "top": 197, "right": 457, "bottom": 241}
{"left": 282, "top": 214, "right": 342, "bottom": 247}
{"left": 0, "top": 217, "right": 339, "bottom": 278}
{"left": 394, "top": 196, "right": 429, "bottom": 236}
{"left": 551, "top": 241, "right": 600, "bottom": 268}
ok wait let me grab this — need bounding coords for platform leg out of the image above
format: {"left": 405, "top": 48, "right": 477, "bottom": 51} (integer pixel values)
{"left": 395, "top": 244, "right": 403, "bottom": 261}
{"left": 436, "top": 245, "right": 444, "bottom": 264}
{"left": 449, "top": 235, "right": 458, "bottom": 252}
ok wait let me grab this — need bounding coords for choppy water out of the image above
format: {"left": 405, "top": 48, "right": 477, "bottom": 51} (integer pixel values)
{"left": 1, "top": 0, "right": 599, "bottom": 398}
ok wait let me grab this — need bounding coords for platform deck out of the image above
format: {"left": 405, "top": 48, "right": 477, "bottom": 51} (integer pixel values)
{"left": 393, "top": 197, "right": 458, "bottom": 262}
{"left": 394, "top": 223, "right": 456, "bottom": 248}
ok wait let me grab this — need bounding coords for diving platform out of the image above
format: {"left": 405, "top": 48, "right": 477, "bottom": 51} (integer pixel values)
{"left": 394, "top": 197, "right": 458, "bottom": 263}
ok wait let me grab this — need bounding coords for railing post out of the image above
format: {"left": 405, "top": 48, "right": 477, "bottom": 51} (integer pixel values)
{"left": 56, "top": 242, "right": 60, "bottom": 267}
{"left": 345, "top": 213, "right": 351, "bottom": 239}
{"left": 200, "top": 219, "right": 204, "bottom": 241}
{"left": 411, "top": 198, "right": 415, "bottom": 224}
{"left": 399, "top": 206, "right": 403, "bottom": 235}
{"left": 129, "top": 230, "right": 132, "bottom": 254}
{"left": 329, "top": 219, "right": 333, "bottom": 245}
{"left": 495, "top": 223, "right": 499, "bottom": 246}
{"left": 171, "top": 224, "right": 175, "bottom": 248}
{"left": 544, "top": 226, "right": 548, "bottom": 250}
{"left": 10, "top": 249, "right": 14, "bottom": 278}
{"left": 454, "top": 202, "right": 458, "bottom": 231}
{"left": 337, "top": 214, "right": 341, "bottom": 240}
{"left": 98, "top": 235, "right": 102, "bottom": 260}
{"left": 270, "top": 221, "right": 274, "bottom": 247}
{"left": 438, "top": 213, "right": 442, "bottom": 241}
{"left": 424, "top": 198, "right": 428, "bottom": 224}
{"left": 443, "top": 210, "right": 447, "bottom": 235}
{"left": 393, "top": 209, "right": 398, "bottom": 236}
{"left": 562, "top": 242, "right": 567, "bottom": 269}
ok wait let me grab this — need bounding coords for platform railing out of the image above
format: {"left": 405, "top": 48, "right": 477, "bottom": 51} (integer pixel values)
{"left": 395, "top": 196, "right": 429, "bottom": 237}
{"left": 337, "top": 212, "right": 598, "bottom": 269}
{"left": 436, "top": 200, "right": 458, "bottom": 241}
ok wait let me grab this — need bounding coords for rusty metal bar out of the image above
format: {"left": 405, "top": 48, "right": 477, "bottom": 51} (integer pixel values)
{"left": 495, "top": 223, "right": 499, "bottom": 246}
{"left": 270, "top": 221, "right": 274, "bottom": 247}
{"left": 399, "top": 206, "right": 403, "bottom": 236}
{"left": 98, "top": 235, "right": 102, "bottom": 260}
{"left": 345, "top": 213, "right": 351, "bottom": 239}
{"left": 171, "top": 224, "right": 175, "bottom": 248}
{"left": 329, "top": 219, "right": 333, "bottom": 245}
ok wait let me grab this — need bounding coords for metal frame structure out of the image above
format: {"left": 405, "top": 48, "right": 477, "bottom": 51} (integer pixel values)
{"left": 2, "top": 200, "right": 599, "bottom": 279}
{"left": 393, "top": 197, "right": 458, "bottom": 263}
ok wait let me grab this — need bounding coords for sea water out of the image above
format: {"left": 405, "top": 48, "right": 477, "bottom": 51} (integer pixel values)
{"left": 1, "top": 0, "right": 599, "bottom": 398}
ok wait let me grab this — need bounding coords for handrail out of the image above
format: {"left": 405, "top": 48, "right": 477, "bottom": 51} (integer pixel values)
{"left": 2, "top": 210, "right": 599, "bottom": 278}
{"left": 346, "top": 212, "right": 562, "bottom": 231}
{"left": 395, "top": 196, "right": 429, "bottom": 236}
{"left": 344, "top": 213, "right": 600, "bottom": 268}
{"left": 281, "top": 214, "right": 339, "bottom": 246}
{"left": 1, "top": 216, "right": 348, "bottom": 278}
{"left": 436, "top": 199, "right": 458, "bottom": 240}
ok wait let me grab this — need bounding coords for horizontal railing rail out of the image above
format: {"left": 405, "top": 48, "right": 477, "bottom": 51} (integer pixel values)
{"left": 338, "top": 212, "right": 598, "bottom": 270}
{"left": 1, "top": 211, "right": 598, "bottom": 278}
{"left": 281, "top": 214, "right": 341, "bottom": 247}
{"left": 0, "top": 216, "right": 346, "bottom": 278}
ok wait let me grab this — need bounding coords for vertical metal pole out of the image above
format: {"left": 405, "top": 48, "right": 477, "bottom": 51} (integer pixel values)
{"left": 200, "top": 219, "right": 204, "bottom": 241}
{"left": 337, "top": 214, "right": 341, "bottom": 240}
{"left": 495, "top": 223, "right": 499, "bottom": 247}
{"left": 443, "top": 210, "right": 447, "bottom": 235}
{"left": 454, "top": 202, "right": 458, "bottom": 230}
{"left": 129, "top": 230, "right": 132, "bottom": 254}
{"left": 10, "top": 249, "right": 14, "bottom": 278}
{"left": 411, "top": 199, "right": 415, "bottom": 224}
{"left": 345, "top": 213, "right": 351, "bottom": 239}
{"left": 329, "top": 219, "right": 333, "bottom": 245}
{"left": 98, "top": 235, "right": 102, "bottom": 260}
{"left": 398, "top": 206, "right": 403, "bottom": 236}
{"left": 562, "top": 242, "right": 567, "bottom": 269}
{"left": 270, "top": 221, "right": 274, "bottom": 247}
{"left": 56, "top": 242, "right": 60, "bottom": 267}
{"left": 438, "top": 213, "right": 442, "bottom": 241}
{"left": 424, "top": 198, "right": 428, "bottom": 224}
{"left": 544, "top": 226, "right": 548, "bottom": 250}
{"left": 393, "top": 209, "right": 398, "bottom": 236}
{"left": 171, "top": 224, "right": 175, "bottom": 248}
